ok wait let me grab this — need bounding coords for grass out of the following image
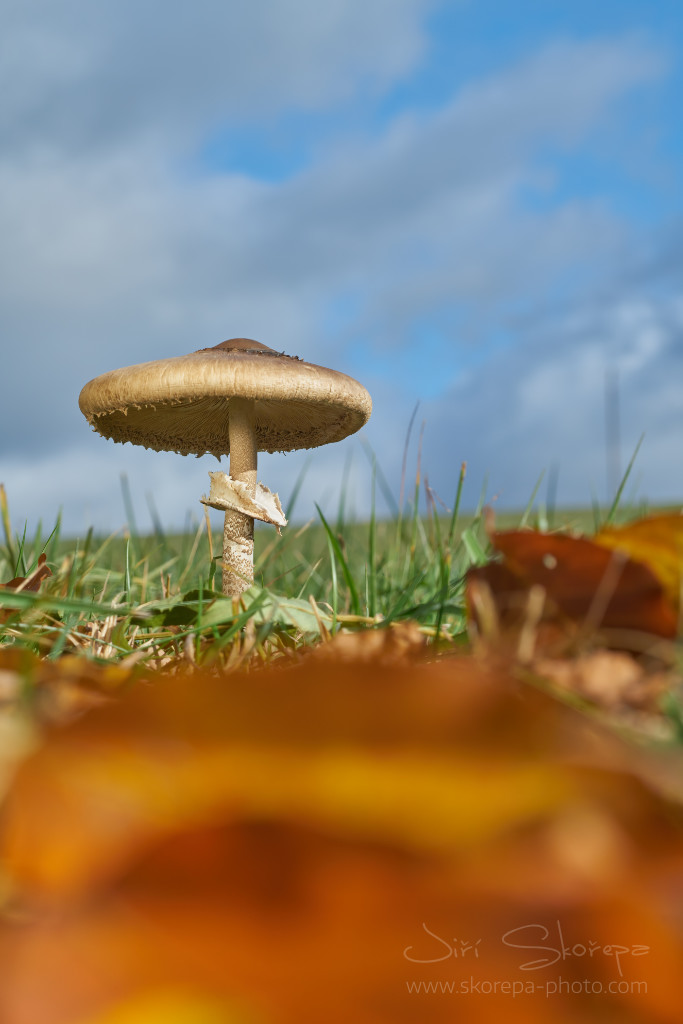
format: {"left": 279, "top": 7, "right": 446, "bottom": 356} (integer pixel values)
{"left": 0, "top": 477, "right": 484, "bottom": 668}
{"left": 0, "top": 449, "right": 677, "bottom": 674}
{"left": 3, "top": 461, "right": 683, "bottom": 757}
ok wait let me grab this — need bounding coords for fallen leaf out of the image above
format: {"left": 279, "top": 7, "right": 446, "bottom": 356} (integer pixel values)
{"left": 466, "top": 523, "right": 678, "bottom": 654}
{"left": 308, "top": 621, "right": 426, "bottom": 663}
{"left": 2, "top": 655, "right": 683, "bottom": 1023}
{"left": 0, "top": 553, "right": 53, "bottom": 626}
{"left": 531, "top": 650, "right": 673, "bottom": 711}
{"left": 79, "top": 989, "right": 255, "bottom": 1024}
{"left": 1, "top": 553, "right": 52, "bottom": 593}
{"left": 0, "top": 647, "right": 133, "bottom": 728}
{"left": 594, "top": 513, "right": 683, "bottom": 613}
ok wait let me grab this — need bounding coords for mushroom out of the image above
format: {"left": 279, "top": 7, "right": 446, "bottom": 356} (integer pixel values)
{"left": 78, "top": 338, "right": 372, "bottom": 596}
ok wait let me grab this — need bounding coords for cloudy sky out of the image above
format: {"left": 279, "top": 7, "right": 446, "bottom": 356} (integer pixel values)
{"left": 2, "top": 0, "right": 683, "bottom": 536}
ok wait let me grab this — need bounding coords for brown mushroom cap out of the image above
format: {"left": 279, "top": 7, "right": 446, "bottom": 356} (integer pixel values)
{"left": 78, "top": 338, "right": 372, "bottom": 457}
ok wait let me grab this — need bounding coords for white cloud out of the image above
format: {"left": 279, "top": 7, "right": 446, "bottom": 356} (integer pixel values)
{"left": 0, "top": 19, "right": 677, "bottom": 530}
{"left": 421, "top": 292, "right": 683, "bottom": 512}
{"left": 1, "top": 0, "right": 432, "bottom": 153}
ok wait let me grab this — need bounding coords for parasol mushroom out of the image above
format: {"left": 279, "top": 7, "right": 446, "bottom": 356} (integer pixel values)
{"left": 78, "top": 338, "right": 372, "bottom": 596}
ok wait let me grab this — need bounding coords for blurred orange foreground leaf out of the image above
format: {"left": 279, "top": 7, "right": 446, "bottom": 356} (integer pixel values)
{"left": 1, "top": 654, "right": 683, "bottom": 1024}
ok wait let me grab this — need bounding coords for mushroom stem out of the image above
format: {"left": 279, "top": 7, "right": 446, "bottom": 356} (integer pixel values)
{"left": 223, "top": 397, "right": 257, "bottom": 597}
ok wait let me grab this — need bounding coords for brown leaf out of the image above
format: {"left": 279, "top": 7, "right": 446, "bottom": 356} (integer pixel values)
{"left": 466, "top": 524, "right": 678, "bottom": 653}
{"left": 531, "top": 650, "right": 673, "bottom": 711}
{"left": 307, "top": 620, "right": 426, "bottom": 663}
{"left": 1, "top": 553, "right": 52, "bottom": 593}
{"left": 0, "top": 554, "right": 53, "bottom": 625}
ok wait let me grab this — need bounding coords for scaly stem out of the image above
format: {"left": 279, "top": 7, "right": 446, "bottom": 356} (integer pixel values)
{"left": 223, "top": 397, "right": 257, "bottom": 597}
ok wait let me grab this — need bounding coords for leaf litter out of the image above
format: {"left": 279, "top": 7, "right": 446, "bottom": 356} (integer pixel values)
{"left": 466, "top": 509, "right": 683, "bottom": 715}
{"left": 1, "top": 506, "right": 683, "bottom": 1021}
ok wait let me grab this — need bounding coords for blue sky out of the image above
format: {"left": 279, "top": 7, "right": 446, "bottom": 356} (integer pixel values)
{"left": 1, "top": 0, "right": 683, "bottom": 535}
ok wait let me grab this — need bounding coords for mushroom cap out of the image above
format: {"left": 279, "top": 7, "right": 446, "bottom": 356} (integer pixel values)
{"left": 78, "top": 338, "right": 372, "bottom": 457}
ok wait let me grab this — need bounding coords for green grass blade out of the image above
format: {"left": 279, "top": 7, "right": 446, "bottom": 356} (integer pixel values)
{"left": 0, "top": 484, "right": 14, "bottom": 565}
{"left": 545, "top": 462, "right": 559, "bottom": 529}
{"left": 519, "top": 469, "right": 545, "bottom": 528}
{"left": 335, "top": 449, "right": 353, "bottom": 535}
{"left": 316, "top": 503, "right": 361, "bottom": 616}
{"left": 0, "top": 587, "right": 145, "bottom": 618}
{"left": 120, "top": 473, "right": 140, "bottom": 562}
{"left": 13, "top": 522, "right": 29, "bottom": 577}
{"left": 368, "top": 454, "right": 377, "bottom": 618}
{"left": 399, "top": 402, "right": 420, "bottom": 515}
{"left": 124, "top": 537, "right": 132, "bottom": 599}
{"left": 360, "top": 437, "right": 399, "bottom": 518}
{"left": 473, "top": 473, "right": 489, "bottom": 518}
{"left": 604, "top": 433, "right": 645, "bottom": 527}
{"left": 447, "top": 461, "right": 466, "bottom": 548}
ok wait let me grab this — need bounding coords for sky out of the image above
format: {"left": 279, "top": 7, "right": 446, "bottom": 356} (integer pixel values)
{"left": 2, "top": 0, "right": 683, "bottom": 537}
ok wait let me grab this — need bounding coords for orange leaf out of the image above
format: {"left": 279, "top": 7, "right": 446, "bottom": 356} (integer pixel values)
{"left": 594, "top": 514, "right": 683, "bottom": 613}
{"left": 2, "top": 657, "right": 683, "bottom": 1024}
